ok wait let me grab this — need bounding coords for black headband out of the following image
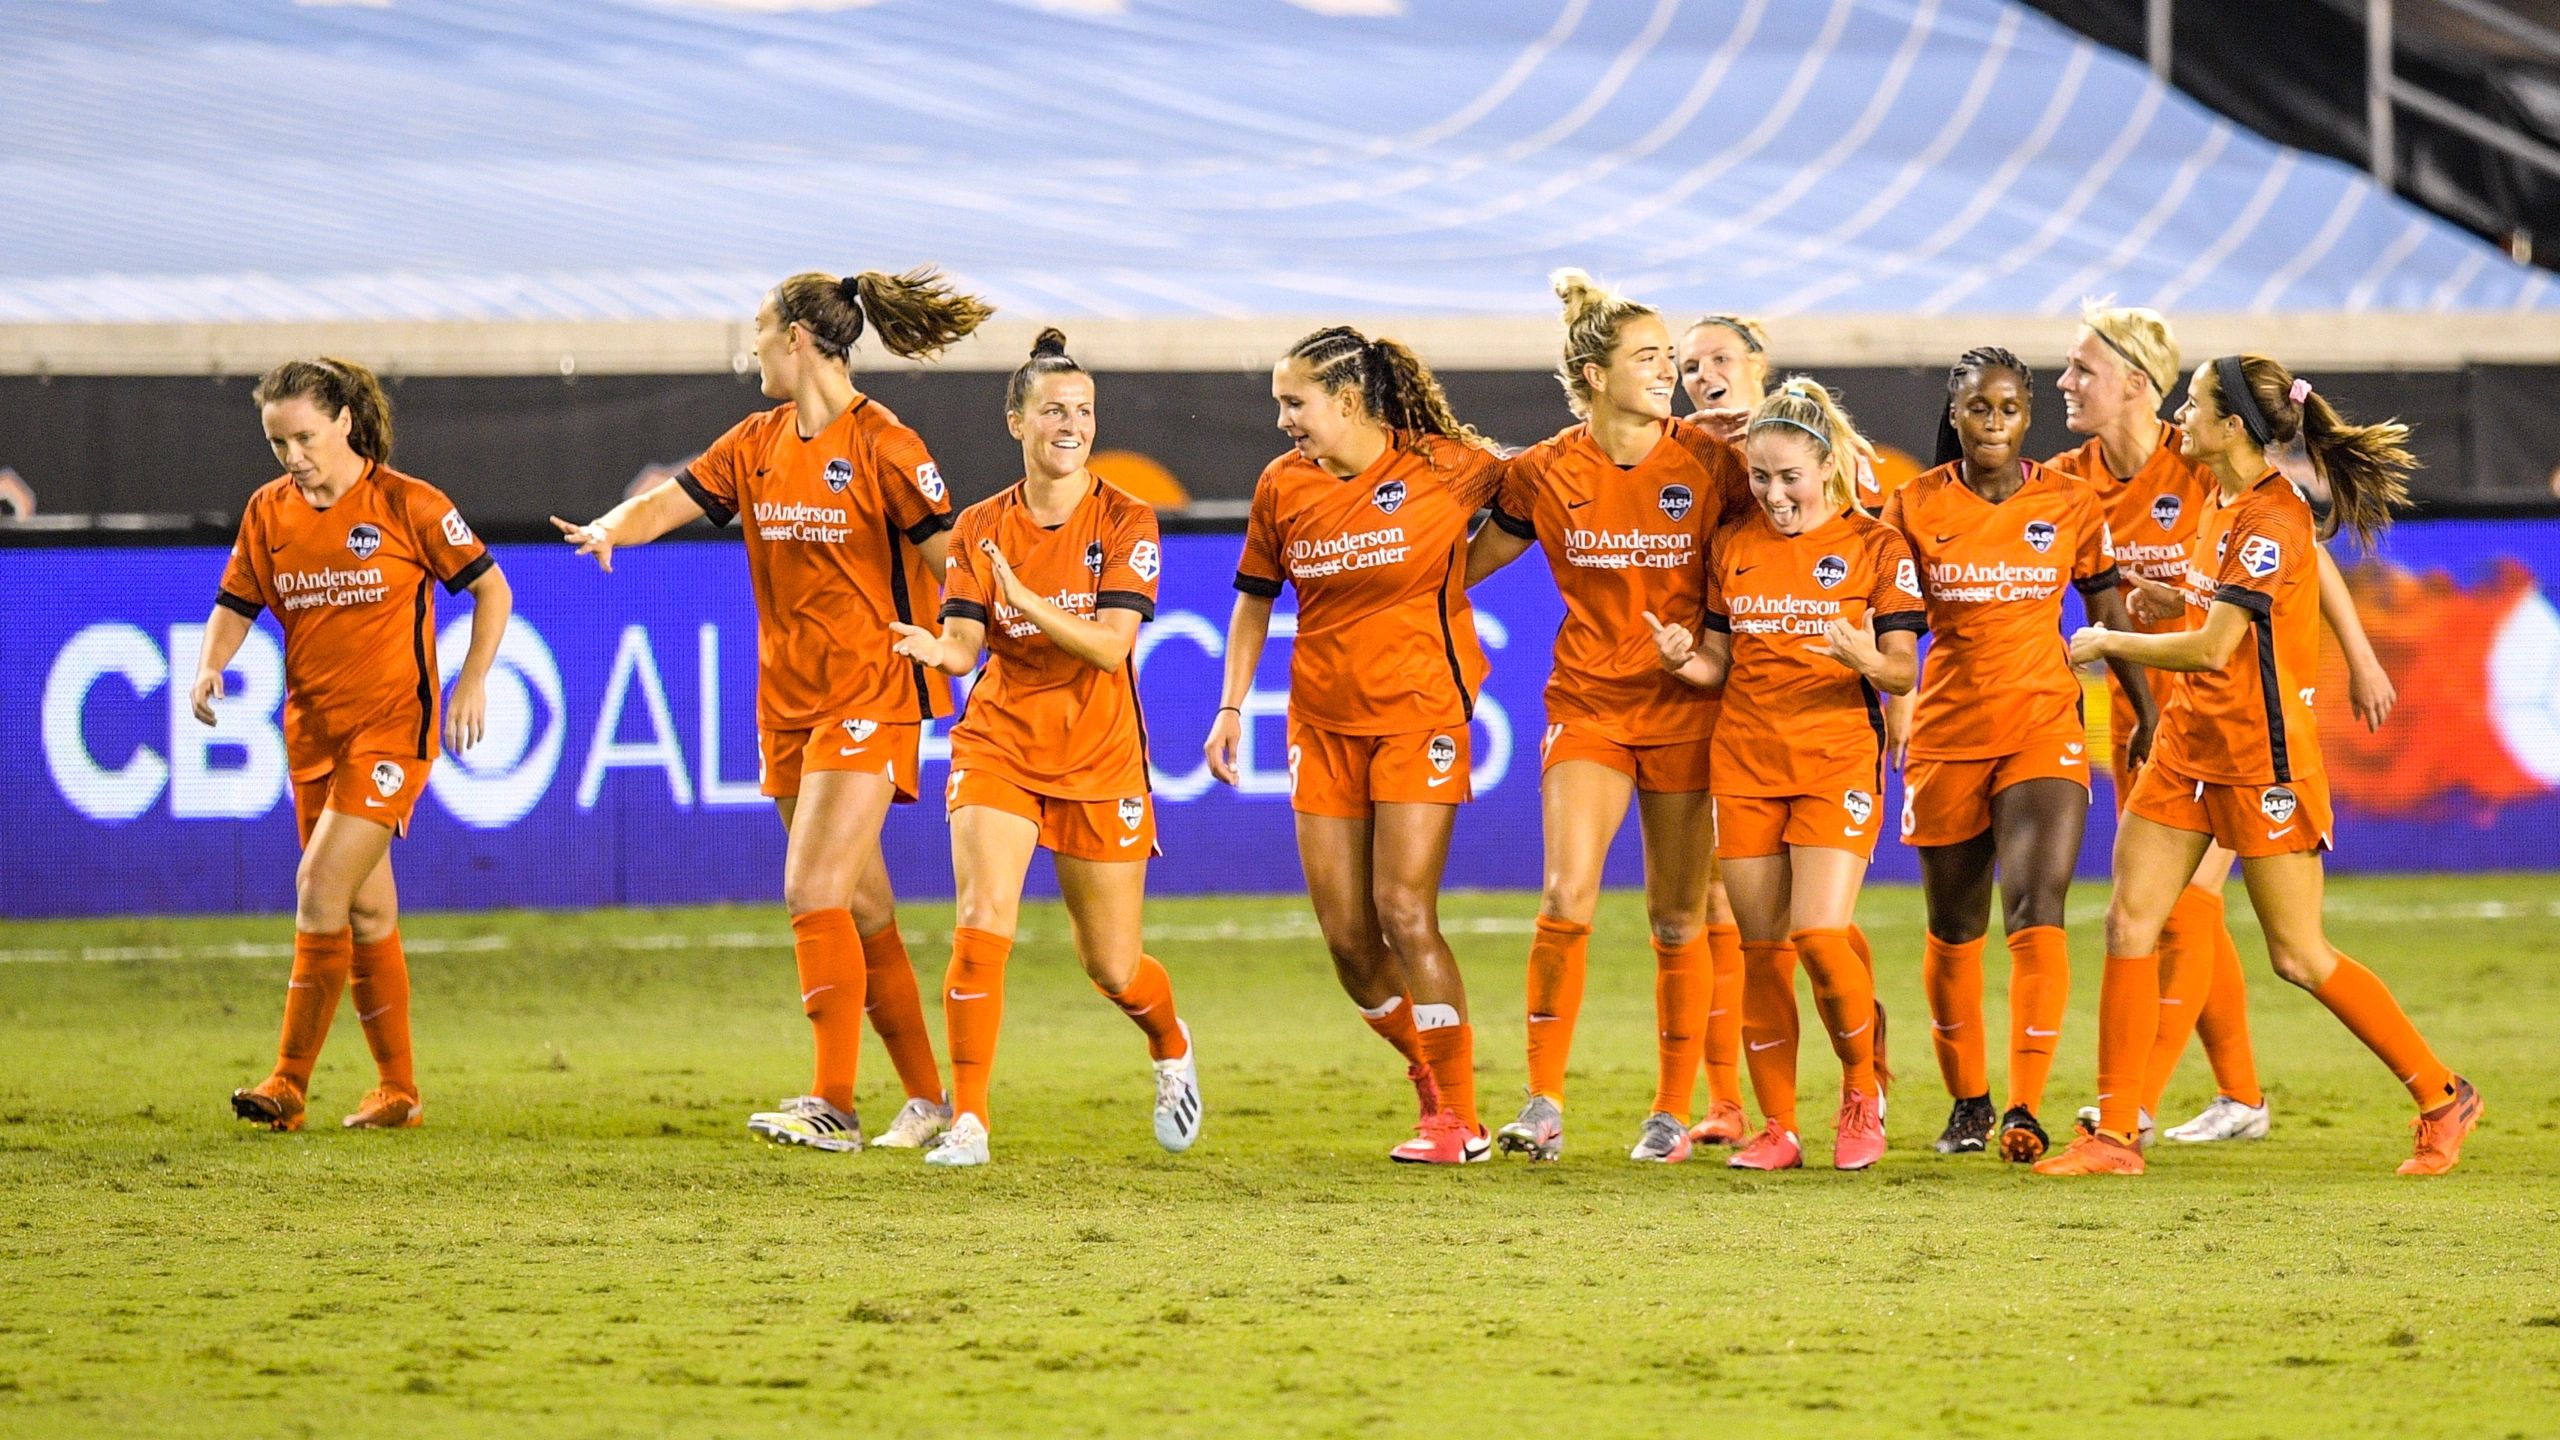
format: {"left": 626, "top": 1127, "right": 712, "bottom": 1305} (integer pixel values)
{"left": 2091, "top": 327, "right": 2165, "bottom": 395}
{"left": 1694, "top": 315, "right": 1763, "bottom": 354}
{"left": 2213, "top": 356, "right": 2272, "bottom": 446}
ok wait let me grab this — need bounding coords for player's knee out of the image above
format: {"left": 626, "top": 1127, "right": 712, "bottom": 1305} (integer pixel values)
{"left": 1646, "top": 910, "right": 1703, "bottom": 948}
{"left": 1371, "top": 890, "right": 1440, "bottom": 954}
{"left": 2103, "top": 900, "right": 2160, "bottom": 958}
{"left": 347, "top": 897, "right": 398, "bottom": 944}
{"left": 781, "top": 871, "right": 849, "bottom": 919}
{"left": 1537, "top": 874, "right": 1599, "bottom": 926}
{"left": 2002, "top": 890, "right": 2065, "bottom": 935}
{"left": 2265, "top": 942, "right": 2328, "bottom": 991}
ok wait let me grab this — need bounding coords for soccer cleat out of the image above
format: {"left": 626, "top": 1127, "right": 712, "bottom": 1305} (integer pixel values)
{"left": 1496, "top": 1094, "right": 1564, "bottom": 1162}
{"left": 2031, "top": 1129, "right": 2146, "bottom": 1176}
{"left": 231, "top": 1075, "right": 307, "bottom": 1132}
{"left": 746, "top": 1095, "right": 863, "bottom": 1153}
{"left": 1390, "top": 1108, "right": 1491, "bottom": 1165}
{"left": 1997, "top": 1105, "right": 2049, "bottom": 1164}
{"left": 1629, "top": 1111, "right": 1694, "bottom": 1165}
{"left": 1833, "top": 1088, "right": 1886, "bottom": 1171}
{"left": 1687, "top": 1098, "right": 1748, "bottom": 1146}
{"left": 870, "top": 1095, "right": 954, "bottom": 1150}
{"left": 2165, "top": 1095, "right": 2271, "bottom": 1144}
{"left": 924, "top": 1112, "right": 991, "bottom": 1168}
{"left": 341, "top": 1087, "right": 422, "bottom": 1129}
{"left": 1153, "top": 1022, "right": 1203, "bottom": 1153}
{"left": 2398, "top": 1077, "right": 2482, "bottom": 1177}
{"left": 1405, "top": 1061, "right": 1444, "bottom": 1122}
{"left": 1932, "top": 1094, "right": 1996, "bottom": 1154}
{"left": 2075, "top": 1105, "right": 2158, "bottom": 1152}
{"left": 1727, "top": 1120, "right": 1803, "bottom": 1171}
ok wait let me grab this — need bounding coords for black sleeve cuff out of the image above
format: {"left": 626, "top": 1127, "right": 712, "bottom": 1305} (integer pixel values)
{"left": 2072, "top": 565, "right": 2122, "bottom": 596}
{"left": 1874, "top": 610, "right": 1930, "bottom": 636}
{"left": 1700, "top": 611, "right": 1733, "bottom": 634}
{"left": 214, "top": 589, "right": 263, "bottom": 619}
{"left": 1234, "top": 572, "right": 1283, "bottom": 599}
{"left": 2213, "top": 583, "right": 2273, "bottom": 616}
{"left": 1097, "top": 590, "right": 1157, "bottom": 621}
{"left": 940, "top": 598, "right": 988, "bottom": 625}
{"left": 904, "top": 511, "right": 954, "bottom": 546}
{"left": 1489, "top": 504, "right": 1536, "bottom": 540}
{"left": 674, "top": 467, "right": 734, "bottom": 528}
{"left": 443, "top": 552, "right": 497, "bottom": 595}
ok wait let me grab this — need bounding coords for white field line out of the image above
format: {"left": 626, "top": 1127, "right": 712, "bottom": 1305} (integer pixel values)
{"left": 1, "top": 900, "right": 2552, "bottom": 965}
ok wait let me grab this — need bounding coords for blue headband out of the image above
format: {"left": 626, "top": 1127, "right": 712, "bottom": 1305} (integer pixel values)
{"left": 1749, "top": 414, "right": 1832, "bottom": 448}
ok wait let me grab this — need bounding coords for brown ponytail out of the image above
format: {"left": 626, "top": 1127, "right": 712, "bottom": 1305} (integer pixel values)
{"left": 1283, "top": 325, "right": 1493, "bottom": 454}
{"left": 773, "top": 265, "right": 995, "bottom": 363}
{"left": 2206, "top": 355, "right": 2414, "bottom": 549}
{"left": 253, "top": 356, "right": 394, "bottom": 464}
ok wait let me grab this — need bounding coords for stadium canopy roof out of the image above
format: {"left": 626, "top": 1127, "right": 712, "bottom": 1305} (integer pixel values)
{"left": 2, "top": 0, "right": 2552, "bottom": 333}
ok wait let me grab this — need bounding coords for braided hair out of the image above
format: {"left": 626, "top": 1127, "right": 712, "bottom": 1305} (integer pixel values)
{"left": 1934, "top": 345, "right": 2034, "bottom": 468}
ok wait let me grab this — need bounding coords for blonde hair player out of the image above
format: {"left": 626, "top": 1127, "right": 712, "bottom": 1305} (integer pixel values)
{"left": 552, "top": 267, "right": 991, "bottom": 1154}
{"left": 2049, "top": 302, "right": 2398, "bottom": 1150}
{"left": 2038, "top": 356, "right": 2478, "bottom": 1177}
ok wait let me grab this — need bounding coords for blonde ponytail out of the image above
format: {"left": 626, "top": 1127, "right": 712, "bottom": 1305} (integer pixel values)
{"left": 1746, "top": 376, "right": 1867, "bottom": 511}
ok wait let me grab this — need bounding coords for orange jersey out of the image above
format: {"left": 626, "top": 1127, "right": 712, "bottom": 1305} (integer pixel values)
{"left": 941, "top": 478, "right": 1160, "bottom": 801}
{"left": 679, "top": 394, "right": 955, "bottom": 731}
{"left": 1703, "top": 508, "right": 1926, "bottom": 798}
{"left": 1883, "top": 461, "right": 2119, "bottom": 760}
{"left": 1236, "top": 435, "right": 1501, "bottom": 736}
{"left": 1490, "top": 418, "right": 1752, "bottom": 745}
{"left": 2048, "top": 425, "right": 2217, "bottom": 726}
{"left": 217, "top": 463, "right": 493, "bottom": 781}
{"left": 2153, "top": 470, "right": 2325, "bottom": 785}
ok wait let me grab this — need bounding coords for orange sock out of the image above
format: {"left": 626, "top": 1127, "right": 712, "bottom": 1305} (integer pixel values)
{"left": 942, "top": 927, "right": 1011, "bottom": 1127}
{"left": 2312, "top": 955, "right": 2456, "bottom": 1110}
{"left": 792, "top": 909, "right": 866, "bottom": 1113}
{"left": 2140, "top": 887, "right": 2221, "bottom": 1113}
{"left": 275, "top": 929, "right": 352, "bottom": 1092}
{"left": 2095, "top": 952, "right": 2158, "bottom": 1138}
{"left": 1523, "top": 917, "right": 1590, "bottom": 1103}
{"left": 1850, "top": 923, "right": 1891, "bottom": 1089}
{"left": 1358, "top": 994, "right": 1426, "bottom": 1066}
{"left": 1098, "top": 955, "right": 1188, "bottom": 1062}
{"left": 1416, "top": 1020, "right": 1479, "bottom": 1131}
{"left": 1740, "top": 941, "right": 1801, "bottom": 1132}
{"left": 1922, "top": 934, "right": 1989, "bottom": 1099}
{"left": 2196, "top": 918, "right": 2264, "bottom": 1107}
{"left": 349, "top": 930, "right": 414, "bottom": 1097}
{"left": 1792, "top": 929, "right": 1876, "bottom": 1096}
{"left": 1650, "top": 934, "right": 1709, "bottom": 1123}
{"left": 859, "top": 922, "right": 943, "bottom": 1103}
{"left": 1702, "top": 923, "right": 1745, "bottom": 1109}
{"left": 2004, "top": 925, "right": 2070, "bottom": 1114}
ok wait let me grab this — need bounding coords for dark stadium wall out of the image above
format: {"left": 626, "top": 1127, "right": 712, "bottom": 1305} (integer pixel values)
{"left": 0, "top": 366, "right": 2544, "bottom": 530}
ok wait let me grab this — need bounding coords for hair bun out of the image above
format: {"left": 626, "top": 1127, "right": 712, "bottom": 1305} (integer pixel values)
{"left": 1030, "top": 326, "right": 1070, "bottom": 359}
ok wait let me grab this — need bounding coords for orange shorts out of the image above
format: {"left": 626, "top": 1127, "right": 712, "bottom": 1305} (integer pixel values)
{"left": 1715, "top": 789, "right": 1882, "bottom": 862}
{"left": 2125, "top": 759, "right": 2333, "bottom": 858}
{"left": 292, "top": 752, "right": 433, "bottom": 845}
{"left": 1900, "top": 739, "right": 2091, "bottom": 847}
{"left": 1539, "top": 722, "right": 1714, "bottom": 794}
{"left": 946, "top": 768, "right": 1158, "bottom": 863}
{"left": 761, "top": 717, "right": 921, "bottom": 802}
{"left": 1287, "top": 719, "right": 1471, "bottom": 819}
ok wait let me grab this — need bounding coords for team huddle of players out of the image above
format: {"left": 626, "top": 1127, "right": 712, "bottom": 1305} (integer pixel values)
{"left": 195, "top": 263, "right": 2482, "bottom": 1179}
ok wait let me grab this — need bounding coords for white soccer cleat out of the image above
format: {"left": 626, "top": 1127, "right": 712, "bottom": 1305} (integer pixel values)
{"left": 871, "top": 1095, "right": 953, "bottom": 1150}
{"left": 1153, "top": 1021, "right": 1203, "bottom": 1153}
{"left": 924, "top": 1112, "right": 991, "bottom": 1168}
{"left": 2165, "top": 1095, "right": 2270, "bottom": 1143}
{"left": 2074, "top": 1104, "right": 2158, "bottom": 1152}
{"left": 746, "top": 1095, "right": 862, "bottom": 1153}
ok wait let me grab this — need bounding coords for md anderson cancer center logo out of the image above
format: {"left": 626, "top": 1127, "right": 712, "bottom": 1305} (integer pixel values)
{"left": 753, "top": 500, "right": 852, "bottom": 544}
{"left": 1288, "top": 526, "right": 1408, "bottom": 578}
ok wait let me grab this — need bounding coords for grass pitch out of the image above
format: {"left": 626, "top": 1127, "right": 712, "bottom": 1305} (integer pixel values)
{"left": 2, "top": 876, "right": 2557, "bottom": 1439}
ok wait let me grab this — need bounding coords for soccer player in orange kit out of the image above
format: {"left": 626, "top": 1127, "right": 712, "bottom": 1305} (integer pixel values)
{"left": 2038, "top": 356, "right": 2478, "bottom": 1177}
{"left": 1647, "top": 378, "right": 1925, "bottom": 1172}
{"left": 1883, "top": 347, "right": 2157, "bottom": 1162}
{"left": 553, "top": 268, "right": 990, "bottom": 1154}
{"left": 887, "top": 330, "right": 1201, "bottom": 1167}
{"left": 2048, "top": 303, "right": 2398, "bottom": 1149}
{"left": 1203, "top": 325, "right": 1504, "bottom": 1165}
{"left": 1465, "top": 271, "right": 1754, "bottom": 1164}
{"left": 196, "top": 357, "right": 514, "bottom": 1132}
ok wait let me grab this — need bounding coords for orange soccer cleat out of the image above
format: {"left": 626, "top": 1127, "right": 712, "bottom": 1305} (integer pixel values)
{"left": 1687, "top": 1098, "right": 1749, "bottom": 1146}
{"left": 2398, "top": 1078, "right": 2482, "bottom": 1176}
{"left": 1391, "top": 1108, "right": 1491, "bottom": 1165}
{"left": 341, "top": 1086, "right": 423, "bottom": 1130}
{"left": 1832, "top": 1088, "right": 1886, "bottom": 1171}
{"left": 230, "top": 1075, "right": 307, "bottom": 1132}
{"left": 2032, "top": 1130, "right": 2147, "bottom": 1176}
{"left": 1726, "top": 1120, "right": 1804, "bottom": 1171}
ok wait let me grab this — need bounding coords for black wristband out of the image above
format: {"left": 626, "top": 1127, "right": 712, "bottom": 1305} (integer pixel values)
{"left": 1216, "top": 705, "right": 1242, "bottom": 715}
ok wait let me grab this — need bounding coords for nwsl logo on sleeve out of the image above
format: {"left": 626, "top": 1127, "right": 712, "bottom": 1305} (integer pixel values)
{"left": 915, "top": 463, "right": 946, "bottom": 503}
{"left": 1372, "top": 479, "right": 1407, "bottom": 515}
{"left": 1129, "top": 540, "right": 1160, "bottom": 583}
{"left": 2240, "top": 535, "right": 2282, "bottom": 579}
{"left": 2023, "top": 519, "right": 2057, "bottom": 554}
{"left": 2151, "top": 494, "right": 2182, "bottom": 530}
{"left": 822, "top": 459, "right": 854, "bottom": 494}
{"left": 1657, "top": 484, "right": 1693, "bottom": 521}
{"left": 345, "top": 523, "right": 382, "bottom": 560}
